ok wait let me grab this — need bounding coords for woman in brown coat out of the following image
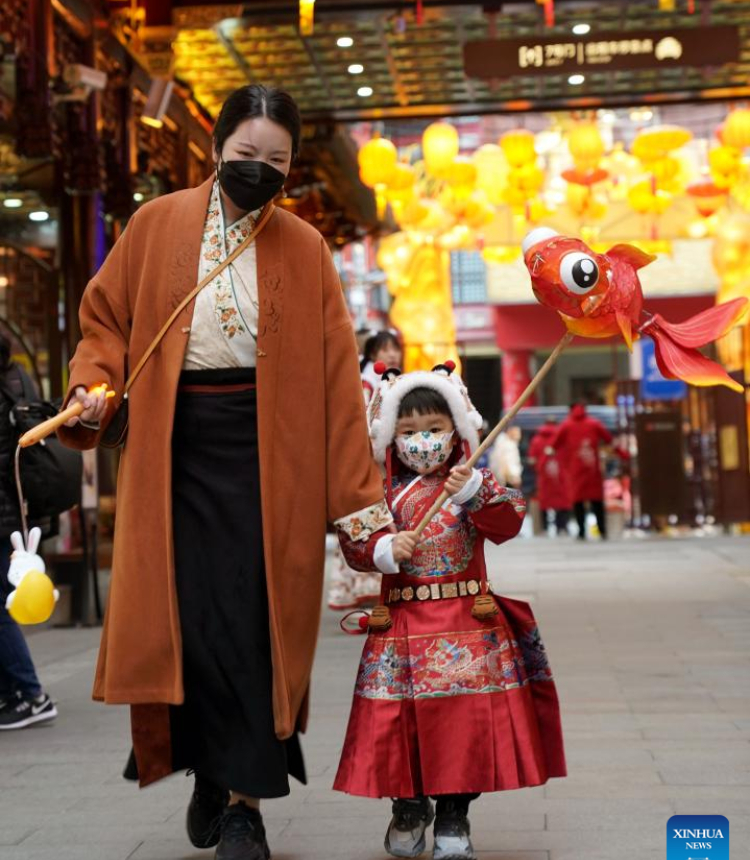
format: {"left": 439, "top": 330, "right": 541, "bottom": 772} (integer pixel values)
{"left": 59, "top": 85, "right": 390, "bottom": 860}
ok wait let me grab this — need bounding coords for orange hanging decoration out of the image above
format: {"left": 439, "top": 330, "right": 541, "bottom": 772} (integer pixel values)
{"left": 536, "top": 0, "right": 555, "bottom": 26}
{"left": 299, "top": 0, "right": 315, "bottom": 36}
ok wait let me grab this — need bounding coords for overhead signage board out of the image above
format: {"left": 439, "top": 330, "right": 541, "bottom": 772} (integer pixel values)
{"left": 464, "top": 26, "right": 740, "bottom": 79}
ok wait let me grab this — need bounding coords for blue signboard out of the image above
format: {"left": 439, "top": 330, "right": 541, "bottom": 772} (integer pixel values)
{"left": 667, "top": 815, "right": 729, "bottom": 860}
{"left": 640, "top": 337, "right": 688, "bottom": 401}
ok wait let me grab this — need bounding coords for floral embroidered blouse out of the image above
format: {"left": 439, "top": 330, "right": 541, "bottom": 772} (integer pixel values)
{"left": 183, "top": 181, "right": 262, "bottom": 370}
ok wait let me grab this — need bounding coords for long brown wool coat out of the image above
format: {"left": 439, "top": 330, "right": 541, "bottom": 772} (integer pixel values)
{"left": 59, "top": 177, "right": 384, "bottom": 784}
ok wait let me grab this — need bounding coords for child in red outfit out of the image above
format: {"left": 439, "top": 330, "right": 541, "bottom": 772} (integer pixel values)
{"left": 334, "top": 364, "right": 566, "bottom": 860}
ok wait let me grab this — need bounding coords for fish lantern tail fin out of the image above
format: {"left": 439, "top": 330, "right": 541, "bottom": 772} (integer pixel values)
{"left": 645, "top": 322, "right": 744, "bottom": 393}
{"left": 648, "top": 297, "right": 748, "bottom": 348}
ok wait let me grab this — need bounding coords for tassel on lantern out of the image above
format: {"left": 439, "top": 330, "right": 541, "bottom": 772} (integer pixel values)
{"left": 368, "top": 604, "right": 393, "bottom": 631}
{"left": 416, "top": 0, "right": 423, "bottom": 25}
{"left": 471, "top": 594, "right": 499, "bottom": 620}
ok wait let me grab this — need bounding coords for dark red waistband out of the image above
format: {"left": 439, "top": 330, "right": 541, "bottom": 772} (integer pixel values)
{"left": 177, "top": 382, "right": 256, "bottom": 394}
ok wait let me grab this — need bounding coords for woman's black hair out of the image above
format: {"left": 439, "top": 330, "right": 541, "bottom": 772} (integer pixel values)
{"left": 213, "top": 85, "right": 301, "bottom": 160}
{"left": 361, "top": 330, "right": 401, "bottom": 371}
{"left": 398, "top": 386, "right": 453, "bottom": 420}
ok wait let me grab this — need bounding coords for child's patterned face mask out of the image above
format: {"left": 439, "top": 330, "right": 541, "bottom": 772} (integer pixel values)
{"left": 394, "top": 431, "right": 455, "bottom": 474}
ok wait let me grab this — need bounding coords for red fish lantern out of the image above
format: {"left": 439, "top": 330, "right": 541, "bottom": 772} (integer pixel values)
{"left": 522, "top": 227, "right": 748, "bottom": 392}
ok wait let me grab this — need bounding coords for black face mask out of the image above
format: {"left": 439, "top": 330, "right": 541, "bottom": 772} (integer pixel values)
{"left": 217, "top": 159, "right": 286, "bottom": 212}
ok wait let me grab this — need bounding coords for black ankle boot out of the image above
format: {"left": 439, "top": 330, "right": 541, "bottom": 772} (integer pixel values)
{"left": 186, "top": 771, "right": 229, "bottom": 848}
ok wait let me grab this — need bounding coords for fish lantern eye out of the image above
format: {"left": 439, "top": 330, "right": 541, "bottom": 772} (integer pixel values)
{"left": 560, "top": 253, "right": 599, "bottom": 294}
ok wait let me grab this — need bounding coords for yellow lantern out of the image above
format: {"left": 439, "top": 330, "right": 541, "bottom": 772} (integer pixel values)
{"left": 568, "top": 123, "right": 605, "bottom": 171}
{"left": 446, "top": 156, "right": 477, "bottom": 189}
{"left": 385, "top": 162, "right": 416, "bottom": 219}
{"left": 445, "top": 156, "right": 477, "bottom": 203}
{"left": 709, "top": 144, "right": 743, "bottom": 189}
{"left": 627, "top": 180, "right": 672, "bottom": 215}
{"left": 358, "top": 137, "right": 397, "bottom": 189}
{"left": 396, "top": 196, "right": 431, "bottom": 229}
{"left": 473, "top": 144, "right": 508, "bottom": 206}
{"left": 512, "top": 163, "right": 545, "bottom": 195}
{"left": 650, "top": 155, "right": 681, "bottom": 190}
{"left": 632, "top": 125, "right": 692, "bottom": 162}
{"left": 722, "top": 108, "right": 750, "bottom": 151}
{"left": 500, "top": 129, "right": 536, "bottom": 167}
{"left": 387, "top": 162, "right": 415, "bottom": 192}
{"left": 464, "top": 190, "right": 495, "bottom": 229}
{"left": 422, "top": 122, "right": 459, "bottom": 178}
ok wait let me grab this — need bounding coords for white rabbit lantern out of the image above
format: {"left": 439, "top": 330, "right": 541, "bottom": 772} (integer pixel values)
{"left": 5, "top": 528, "right": 59, "bottom": 625}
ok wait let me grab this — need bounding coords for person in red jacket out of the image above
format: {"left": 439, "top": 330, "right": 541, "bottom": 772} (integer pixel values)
{"left": 528, "top": 419, "right": 571, "bottom": 536}
{"left": 552, "top": 404, "right": 613, "bottom": 540}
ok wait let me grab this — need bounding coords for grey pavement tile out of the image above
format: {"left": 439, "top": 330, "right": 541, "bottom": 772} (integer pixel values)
{"left": 657, "top": 767, "right": 750, "bottom": 786}
{"left": 0, "top": 829, "right": 35, "bottom": 848}
{"left": 546, "top": 812, "right": 670, "bottom": 832}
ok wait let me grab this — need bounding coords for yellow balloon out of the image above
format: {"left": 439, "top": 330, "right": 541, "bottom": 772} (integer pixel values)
{"left": 8, "top": 570, "right": 56, "bottom": 625}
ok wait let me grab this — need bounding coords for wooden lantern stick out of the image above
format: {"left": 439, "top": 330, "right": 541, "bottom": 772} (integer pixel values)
{"left": 18, "top": 385, "right": 115, "bottom": 449}
{"left": 413, "top": 330, "right": 574, "bottom": 538}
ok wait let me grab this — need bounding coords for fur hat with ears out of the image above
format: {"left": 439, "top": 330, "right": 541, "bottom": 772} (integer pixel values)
{"left": 367, "top": 361, "right": 483, "bottom": 465}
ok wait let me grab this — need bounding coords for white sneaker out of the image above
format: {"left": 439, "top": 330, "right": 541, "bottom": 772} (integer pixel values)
{"left": 385, "top": 797, "right": 435, "bottom": 858}
{"left": 433, "top": 808, "right": 475, "bottom": 860}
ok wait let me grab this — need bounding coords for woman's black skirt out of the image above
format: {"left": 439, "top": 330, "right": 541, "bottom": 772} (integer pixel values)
{"left": 167, "top": 367, "right": 305, "bottom": 797}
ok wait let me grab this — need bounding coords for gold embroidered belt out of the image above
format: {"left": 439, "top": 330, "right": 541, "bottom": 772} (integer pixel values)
{"left": 385, "top": 579, "right": 491, "bottom": 605}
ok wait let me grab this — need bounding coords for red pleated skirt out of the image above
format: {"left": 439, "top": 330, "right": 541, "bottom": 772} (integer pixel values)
{"left": 334, "top": 585, "right": 566, "bottom": 798}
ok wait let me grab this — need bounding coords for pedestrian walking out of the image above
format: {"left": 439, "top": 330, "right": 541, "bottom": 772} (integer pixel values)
{"left": 552, "top": 403, "right": 613, "bottom": 540}
{"left": 59, "top": 84, "right": 391, "bottom": 860}
{"left": 488, "top": 426, "right": 522, "bottom": 488}
{"left": 334, "top": 364, "right": 566, "bottom": 860}
{"left": 328, "top": 329, "right": 402, "bottom": 611}
{"left": 528, "top": 419, "right": 571, "bottom": 536}
{"left": 0, "top": 335, "right": 57, "bottom": 730}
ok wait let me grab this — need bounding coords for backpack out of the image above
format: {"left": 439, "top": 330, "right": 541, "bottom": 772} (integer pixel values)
{"left": 0, "top": 368, "right": 83, "bottom": 520}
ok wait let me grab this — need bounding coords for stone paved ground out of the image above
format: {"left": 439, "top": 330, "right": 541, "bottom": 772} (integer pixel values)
{"left": 1, "top": 534, "right": 749, "bottom": 860}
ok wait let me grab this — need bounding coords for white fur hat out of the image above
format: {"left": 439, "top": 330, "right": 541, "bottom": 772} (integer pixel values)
{"left": 367, "top": 361, "right": 483, "bottom": 465}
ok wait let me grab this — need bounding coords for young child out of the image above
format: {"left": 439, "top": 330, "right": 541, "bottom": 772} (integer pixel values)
{"left": 334, "top": 363, "right": 566, "bottom": 860}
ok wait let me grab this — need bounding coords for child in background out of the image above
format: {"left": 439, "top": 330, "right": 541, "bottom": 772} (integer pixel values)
{"left": 328, "top": 330, "right": 403, "bottom": 610}
{"left": 334, "top": 363, "right": 566, "bottom": 860}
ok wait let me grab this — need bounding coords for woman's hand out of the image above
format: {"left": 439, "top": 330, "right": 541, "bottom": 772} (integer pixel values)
{"left": 64, "top": 386, "right": 108, "bottom": 427}
{"left": 392, "top": 531, "right": 418, "bottom": 563}
{"left": 445, "top": 464, "right": 473, "bottom": 497}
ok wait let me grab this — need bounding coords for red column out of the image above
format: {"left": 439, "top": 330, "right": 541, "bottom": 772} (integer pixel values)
{"left": 502, "top": 350, "right": 536, "bottom": 411}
